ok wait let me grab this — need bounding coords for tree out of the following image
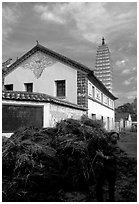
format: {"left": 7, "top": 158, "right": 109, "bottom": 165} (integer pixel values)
{"left": 115, "top": 98, "right": 137, "bottom": 121}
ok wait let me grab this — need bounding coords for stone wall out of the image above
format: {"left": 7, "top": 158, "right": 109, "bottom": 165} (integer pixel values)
{"left": 77, "top": 71, "right": 88, "bottom": 108}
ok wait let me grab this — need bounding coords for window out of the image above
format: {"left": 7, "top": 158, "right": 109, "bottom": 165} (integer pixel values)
{"left": 92, "top": 114, "right": 96, "bottom": 120}
{"left": 101, "top": 93, "right": 103, "bottom": 103}
{"left": 92, "top": 86, "right": 95, "bottom": 98}
{"left": 88, "top": 83, "right": 92, "bottom": 96}
{"left": 107, "top": 97, "right": 109, "bottom": 106}
{"left": 107, "top": 117, "right": 110, "bottom": 130}
{"left": 24, "top": 83, "right": 33, "bottom": 92}
{"left": 4, "top": 84, "right": 13, "bottom": 91}
{"left": 103, "top": 95, "right": 107, "bottom": 105}
{"left": 112, "top": 118, "right": 114, "bottom": 129}
{"left": 111, "top": 100, "right": 114, "bottom": 109}
{"left": 55, "top": 80, "right": 66, "bottom": 97}
{"left": 96, "top": 89, "right": 101, "bottom": 100}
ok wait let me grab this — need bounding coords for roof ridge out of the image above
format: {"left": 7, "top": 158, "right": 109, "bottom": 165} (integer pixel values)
{"left": 3, "top": 43, "right": 93, "bottom": 76}
{"left": 36, "top": 43, "right": 92, "bottom": 73}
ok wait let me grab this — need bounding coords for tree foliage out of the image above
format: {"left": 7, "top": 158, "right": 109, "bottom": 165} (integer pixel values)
{"left": 115, "top": 98, "right": 137, "bottom": 121}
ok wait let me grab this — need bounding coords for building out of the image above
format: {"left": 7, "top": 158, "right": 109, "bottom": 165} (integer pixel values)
{"left": 94, "top": 37, "right": 113, "bottom": 92}
{"left": 2, "top": 91, "right": 86, "bottom": 137}
{"left": 2, "top": 42, "right": 117, "bottom": 135}
{"left": 115, "top": 113, "right": 132, "bottom": 132}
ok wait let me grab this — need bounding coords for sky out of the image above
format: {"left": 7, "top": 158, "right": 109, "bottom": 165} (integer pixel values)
{"left": 2, "top": 2, "right": 137, "bottom": 107}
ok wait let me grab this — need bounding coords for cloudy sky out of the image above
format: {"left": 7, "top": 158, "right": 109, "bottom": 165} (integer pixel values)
{"left": 2, "top": 2, "right": 137, "bottom": 107}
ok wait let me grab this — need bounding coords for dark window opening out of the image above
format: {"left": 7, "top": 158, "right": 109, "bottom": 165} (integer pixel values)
{"left": 56, "top": 80, "right": 65, "bottom": 97}
{"left": 107, "top": 117, "right": 110, "bottom": 130}
{"left": 24, "top": 83, "right": 33, "bottom": 92}
{"left": 92, "top": 114, "right": 96, "bottom": 120}
{"left": 4, "top": 84, "right": 13, "bottom": 91}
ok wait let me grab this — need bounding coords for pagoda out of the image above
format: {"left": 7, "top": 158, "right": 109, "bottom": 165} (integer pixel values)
{"left": 94, "top": 37, "right": 113, "bottom": 92}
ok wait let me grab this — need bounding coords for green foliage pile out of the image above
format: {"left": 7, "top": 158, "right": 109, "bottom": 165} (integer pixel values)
{"left": 2, "top": 117, "right": 110, "bottom": 202}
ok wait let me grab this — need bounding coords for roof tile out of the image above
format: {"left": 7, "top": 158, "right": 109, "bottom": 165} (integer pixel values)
{"left": 2, "top": 90, "right": 87, "bottom": 111}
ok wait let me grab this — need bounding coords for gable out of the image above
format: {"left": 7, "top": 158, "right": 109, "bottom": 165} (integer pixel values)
{"left": 4, "top": 50, "right": 78, "bottom": 105}
{"left": 3, "top": 43, "right": 92, "bottom": 77}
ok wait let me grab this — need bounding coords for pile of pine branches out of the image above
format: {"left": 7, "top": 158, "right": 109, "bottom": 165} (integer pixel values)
{"left": 3, "top": 116, "right": 110, "bottom": 202}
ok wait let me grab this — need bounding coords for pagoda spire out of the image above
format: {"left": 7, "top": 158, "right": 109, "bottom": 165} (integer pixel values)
{"left": 102, "top": 37, "right": 105, "bottom": 45}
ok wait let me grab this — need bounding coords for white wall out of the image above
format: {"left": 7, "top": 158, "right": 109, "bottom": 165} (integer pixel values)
{"left": 87, "top": 79, "right": 115, "bottom": 131}
{"left": 88, "top": 98, "right": 115, "bottom": 131}
{"left": 4, "top": 51, "right": 77, "bottom": 104}
{"left": 49, "top": 103, "right": 86, "bottom": 127}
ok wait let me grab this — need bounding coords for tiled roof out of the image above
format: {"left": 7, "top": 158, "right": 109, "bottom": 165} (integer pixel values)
{"left": 2, "top": 90, "right": 87, "bottom": 111}
{"left": 88, "top": 73, "right": 118, "bottom": 100}
{"left": 2, "top": 58, "right": 12, "bottom": 68}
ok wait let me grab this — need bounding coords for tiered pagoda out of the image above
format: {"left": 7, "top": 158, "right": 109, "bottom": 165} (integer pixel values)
{"left": 94, "top": 37, "right": 113, "bottom": 92}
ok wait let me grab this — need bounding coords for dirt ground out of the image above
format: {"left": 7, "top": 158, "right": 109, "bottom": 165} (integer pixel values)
{"left": 113, "top": 131, "right": 137, "bottom": 202}
{"left": 118, "top": 131, "right": 137, "bottom": 158}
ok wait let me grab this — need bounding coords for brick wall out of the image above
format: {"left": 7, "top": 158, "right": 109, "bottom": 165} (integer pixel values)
{"left": 77, "top": 71, "right": 88, "bottom": 109}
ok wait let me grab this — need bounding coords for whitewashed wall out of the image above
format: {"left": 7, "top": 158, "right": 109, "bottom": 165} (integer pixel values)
{"left": 88, "top": 99, "right": 115, "bottom": 130}
{"left": 87, "top": 79, "right": 115, "bottom": 131}
{"left": 4, "top": 51, "right": 77, "bottom": 104}
{"left": 49, "top": 103, "right": 86, "bottom": 127}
